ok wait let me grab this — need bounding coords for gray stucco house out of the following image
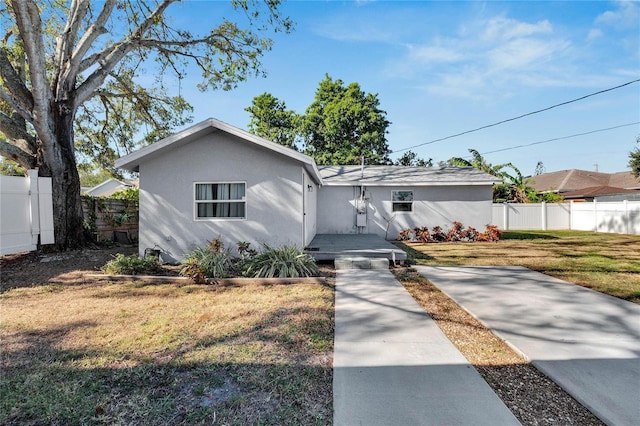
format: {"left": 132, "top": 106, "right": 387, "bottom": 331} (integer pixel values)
{"left": 115, "top": 118, "right": 499, "bottom": 260}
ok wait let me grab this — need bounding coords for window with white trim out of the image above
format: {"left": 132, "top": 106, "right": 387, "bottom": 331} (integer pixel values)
{"left": 195, "top": 182, "right": 246, "bottom": 219}
{"left": 392, "top": 190, "right": 413, "bottom": 212}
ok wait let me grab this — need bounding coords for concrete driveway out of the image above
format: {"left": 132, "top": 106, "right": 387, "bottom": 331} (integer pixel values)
{"left": 333, "top": 269, "right": 520, "bottom": 425}
{"left": 416, "top": 265, "right": 640, "bottom": 426}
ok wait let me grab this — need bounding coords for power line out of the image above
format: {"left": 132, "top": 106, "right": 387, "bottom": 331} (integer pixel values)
{"left": 394, "top": 78, "right": 640, "bottom": 153}
{"left": 470, "top": 122, "right": 640, "bottom": 157}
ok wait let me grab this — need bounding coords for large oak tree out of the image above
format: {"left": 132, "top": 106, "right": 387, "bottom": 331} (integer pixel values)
{"left": 0, "top": 0, "right": 290, "bottom": 249}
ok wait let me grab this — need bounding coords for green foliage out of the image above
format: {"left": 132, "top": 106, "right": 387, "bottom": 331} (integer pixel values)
{"left": 394, "top": 150, "right": 433, "bottom": 167}
{"left": 448, "top": 149, "right": 510, "bottom": 177}
{"left": 102, "top": 254, "right": 162, "bottom": 275}
{"left": 77, "top": 163, "right": 116, "bottom": 188}
{"left": 629, "top": 135, "right": 640, "bottom": 177}
{"left": 180, "top": 245, "right": 233, "bottom": 281}
{"left": 245, "top": 92, "right": 300, "bottom": 149}
{"left": 242, "top": 244, "right": 319, "bottom": 278}
{"left": 180, "top": 239, "right": 231, "bottom": 282}
{"left": 301, "top": 75, "right": 391, "bottom": 165}
{"left": 247, "top": 75, "right": 392, "bottom": 165}
{"left": 0, "top": 158, "right": 26, "bottom": 176}
{"left": 110, "top": 187, "right": 139, "bottom": 202}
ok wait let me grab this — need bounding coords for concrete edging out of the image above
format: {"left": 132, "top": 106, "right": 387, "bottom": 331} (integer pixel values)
{"left": 84, "top": 273, "right": 327, "bottom": 285}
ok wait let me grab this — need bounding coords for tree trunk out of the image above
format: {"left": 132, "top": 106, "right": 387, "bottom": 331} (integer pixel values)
{"left": 39, "top": 102, "right": 85, "bottom": 250}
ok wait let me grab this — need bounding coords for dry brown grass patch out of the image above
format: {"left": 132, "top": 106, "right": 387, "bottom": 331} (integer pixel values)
{"left": 1, "top": 278, "right": 334, "bottom": 424}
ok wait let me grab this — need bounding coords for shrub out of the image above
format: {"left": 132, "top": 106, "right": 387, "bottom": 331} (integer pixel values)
{"left": 102, "top": 253, "right": 162, "bottom": 275}
{"left": 397, "top": 229, "right": 413, "bottom": 241}
{"left": 447, "top": 221, "right": 464, "bottom": 242}
{"left": 413, "top": 226, "right": 430, "bottom": 243}
{"left": 180, "top": 246, "right": 232, "bottom": 281}
{"left": 479, "top": 225, "right": 502, "bottom": 242}
{"left": 462, "top": 226, "right": 479, "bottom": 242}
{"left": 243, "top": 244, "right": 319, "bottom": 278}
{"left": 430, "top": 226, "right": 447, "bottom": 242}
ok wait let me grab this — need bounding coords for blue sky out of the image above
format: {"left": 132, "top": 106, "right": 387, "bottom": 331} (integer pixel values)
{"left": 170, "top": 0, "right": 639, "bottom": 175}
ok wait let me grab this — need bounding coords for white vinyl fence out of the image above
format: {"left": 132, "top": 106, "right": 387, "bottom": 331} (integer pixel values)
{"left": 1, "top": 170, "right": 55, "bottom": 255}
{"left": 492, "top": 201, "right": 640, "bottom": 235}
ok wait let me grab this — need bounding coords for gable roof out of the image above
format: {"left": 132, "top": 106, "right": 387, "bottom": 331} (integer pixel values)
{"left": 84, "top": 178, "right": 137, "bottom": 197}
{"left": 561, "top": 185, "right": 640, "bottom": 199}
{"left": 114, "top": 118, "right": 323, "bottom": 185}
{"left": 318, "top": 165, "right": 501, "bottom": 186}
{"left": 531, "top": 169, "right": 640, "bottom": 192}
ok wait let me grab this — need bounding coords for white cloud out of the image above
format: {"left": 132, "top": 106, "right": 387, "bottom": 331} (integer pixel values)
{"left": 487, "top": 38, "right": 570, "bottom": 71}
{"left": 481, "top": 17, "right": 553, "bottom": 42}
{"left": 406, "top": 44, "right": 464, "bottom": 64}
{"left": 389, "top": 14, "right": 573, "bottom": 98}
{"left": 587, "top": 28, "right": 603, "bottom": 42}
{"left": 595, "top": 0, "right": 640, "bottom": 29}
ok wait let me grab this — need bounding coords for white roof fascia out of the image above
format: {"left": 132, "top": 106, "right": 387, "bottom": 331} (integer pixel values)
{"left": 322, "top": 180, "right": 499, "bottom": 187}
{"left": 114, "top": 118, "right": 323, "bottom": 185}
{"left": 87, "top": 178, "right": 126, "bottom": 193}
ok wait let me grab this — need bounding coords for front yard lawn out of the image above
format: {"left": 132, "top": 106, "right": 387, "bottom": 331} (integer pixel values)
{"left": 1, "top": 278, "right": 334, "bottom": 424}
{"left": 396, "top": 230, "right": 640, "bottom": 304}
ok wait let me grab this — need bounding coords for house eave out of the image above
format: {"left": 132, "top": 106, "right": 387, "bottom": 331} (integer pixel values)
{"left": 114, "top": 118, "right": 324, "bottom": 185}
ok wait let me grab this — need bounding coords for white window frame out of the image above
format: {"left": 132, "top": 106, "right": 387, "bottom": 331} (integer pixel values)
{"left": 391, "top": 190, "right": 414, "bottom": 213}
{"left": 194, "top": 181, "right": 247, "bottom": 221}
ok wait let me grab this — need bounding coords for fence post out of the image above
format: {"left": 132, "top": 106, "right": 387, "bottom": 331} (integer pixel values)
{"left": 624, "top": 199, "right": 629, "bottom": 235}
{"left": 503, "top": 203, "right": 508, "bottom": 230}
{"left": 541, "top": 202, "right": 547, "bottom": 231}
{"left": 570, "top": 200, "right": 574, "bottom": 230}
{"left": 27, "top": 169, "right": 40, "bottom": 245}
{"left": 593, "top": 199, "right": 598, "bottom": 232}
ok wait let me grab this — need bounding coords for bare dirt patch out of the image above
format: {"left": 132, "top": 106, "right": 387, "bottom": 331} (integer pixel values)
{"left": 0, "top": 246, "right": 139, "bottom": 291}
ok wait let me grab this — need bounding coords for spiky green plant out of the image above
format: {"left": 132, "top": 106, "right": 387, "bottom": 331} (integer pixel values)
{"left": 180, "top": 246, "right": 232, "bottom": 279}
{"left": 243, "top": 244, "right": 319, "bottom": 278}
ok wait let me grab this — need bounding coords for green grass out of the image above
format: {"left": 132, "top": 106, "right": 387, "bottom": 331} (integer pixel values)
{"left": 395, "top": 230, "right": 640, "bottom": 304}
{"left": 1, "top": 280, "right": 334, "bottom": 425}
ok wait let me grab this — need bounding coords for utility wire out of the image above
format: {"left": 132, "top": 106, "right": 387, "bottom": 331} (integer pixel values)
{"left": 394, "top": 78, "right": 640, "bottom": 153}
{"left": 468, "top": 122, "right": 640, "bottom": 157}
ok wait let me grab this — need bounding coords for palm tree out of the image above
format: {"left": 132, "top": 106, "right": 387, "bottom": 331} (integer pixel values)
{"left": 449, "top": 149, "right": 537, "bottom": 202}
{"left": 500, "top": 164, "right": 536, "bottom": 203}
{"left": 448, "top": 149, "right": 510, "bottom": 178}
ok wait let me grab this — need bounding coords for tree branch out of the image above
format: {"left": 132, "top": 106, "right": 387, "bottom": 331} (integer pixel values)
{"left": 0, "top": 87, "right": 34, "bottom": 123}
{"left": 53, "top": 0, "right": 89, "bottom": 92}
{"left": 0, "top": 47, "right": 34, "bottom": 112}
{"left": 74, "top": 0, "right": 177, "bottom": 107}
{"left": 0, "top": 136, "right": 36, "bottom": 169}
{"left": 59, "top": 0, "right": 116, "bottom": 100}
{"left": 0, "top": 111, "right": 36, "bottom": 153}
{"left": 10, "top": 0, "right": 55, "bottom": 145}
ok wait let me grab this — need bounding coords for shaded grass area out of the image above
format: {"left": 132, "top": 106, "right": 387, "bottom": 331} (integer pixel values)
{"left": 1, "top": 279, "right": 334, "bottom": 425}
{"left": 395, "top": 230, "right": 640, "bottom": 304}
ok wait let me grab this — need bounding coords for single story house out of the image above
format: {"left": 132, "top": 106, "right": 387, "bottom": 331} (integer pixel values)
{"left": 115, "top": 118, "right": 499, "bottom": 260}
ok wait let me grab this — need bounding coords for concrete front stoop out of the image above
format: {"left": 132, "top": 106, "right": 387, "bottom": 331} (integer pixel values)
{"left": 334, "top": 256, "right": 390, "bottom": 270}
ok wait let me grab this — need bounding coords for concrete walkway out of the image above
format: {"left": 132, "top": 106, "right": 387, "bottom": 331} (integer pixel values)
{"left": 416, "top": 265, "right": 640, "bottom": 426}
{"left": 333, "top": 269, "right": 520, "bottom": 425}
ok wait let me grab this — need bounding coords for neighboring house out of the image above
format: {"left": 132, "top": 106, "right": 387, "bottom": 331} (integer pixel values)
{"left": 531, "top": 169, "right": 640, "bottom": 198}
{"left": 115, "top": 118, "right": 499, "bottom": 260}
{"left": 84, "top": 178, "right": 138, "bottom": 197}
{"left": 561, "top": 186, "right": 640, "bottom": 202}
